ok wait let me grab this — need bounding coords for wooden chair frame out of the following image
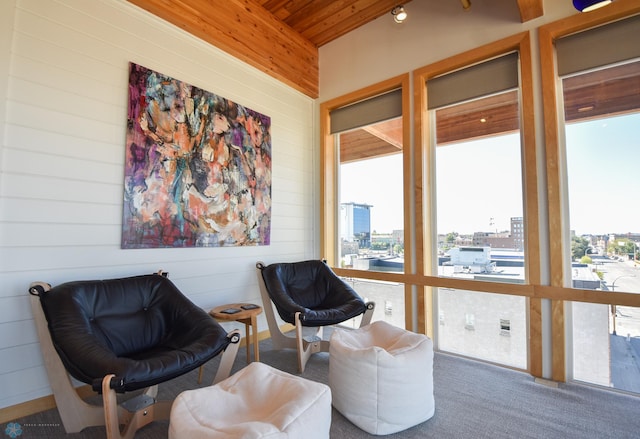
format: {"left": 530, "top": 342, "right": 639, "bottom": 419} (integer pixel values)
{"left": 29, "top": 281, "right": 240, "bottom": 439}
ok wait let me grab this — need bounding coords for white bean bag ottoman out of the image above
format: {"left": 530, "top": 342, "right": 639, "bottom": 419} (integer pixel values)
{"left": 169, "top": 362, "right": 331, "bottom": 439}
{"left": 329, "top": 320, "right": 434, "bottom": 435}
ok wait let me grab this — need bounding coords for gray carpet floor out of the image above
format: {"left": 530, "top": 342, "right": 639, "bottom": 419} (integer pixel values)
{"left": 7, "top": 335, "right": 640, "bottom": 438}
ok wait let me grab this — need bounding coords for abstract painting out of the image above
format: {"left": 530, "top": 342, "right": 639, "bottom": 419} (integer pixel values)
{"left": 122, "top": 63, "right": 271, "bottom": 248}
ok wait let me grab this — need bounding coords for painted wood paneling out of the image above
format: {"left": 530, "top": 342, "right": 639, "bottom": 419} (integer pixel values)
{"left": 0, "top": 344, "right": 43, "bottom": 376}
{"left": 0, "top": 0, "right": 315, "bottom": 410}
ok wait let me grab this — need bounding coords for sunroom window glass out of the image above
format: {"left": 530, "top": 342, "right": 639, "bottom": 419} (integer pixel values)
{"left": 332, "top": 89, "right": 404, "bottom": 274}
{"left": 340, "top": 277, "right": 405, "bottom": 328}
{"left": 438, "top": 288, "right": 527, "bottom": 369}
{"left": 430, "top": 53, "right": 526, "bottom": 285}
{"left": 331, "top": 90, "right": 405, "bottom": 329}
{"left": 562, "top": 59, "right": 640, "bottom": 393}
{"left": 429, "top": 52, "right": 528, "bottom": 368}
{"left": 557, "top": 12, "right": 640, "bottom": 394}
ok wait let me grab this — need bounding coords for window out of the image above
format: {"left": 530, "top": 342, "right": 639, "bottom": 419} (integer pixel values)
{"left": 556, "top": 16, "right": 640, "bottom": 392}
{"left": 331, "top": 89, "right": 404, "bottom": 273}
{"left": 421, "top": 49, "right": 530, "bottom": 368}
{"left": 321, "top": 76, "right": 411, "bottom": 330}
{"left": 438, "top": 289, "right": 526, "bottom": 367}
{"left": 540, "top": 5, "right": 640, "bottom": 392}
{"left": 338, "top": 122, "right": 404, "bottom": 272}
{"left": 435, "top": 93, "right": 525, "bottom": 283}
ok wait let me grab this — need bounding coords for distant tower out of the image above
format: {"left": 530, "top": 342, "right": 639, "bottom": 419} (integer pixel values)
{"left": 511, "top": 217, "right": 524, "bottom": 250}
{"left": 340, "top": 202, "right": 372, "bottom": 248}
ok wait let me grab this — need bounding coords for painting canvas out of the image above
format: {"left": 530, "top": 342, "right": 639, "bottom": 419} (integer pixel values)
{"left": 122, "top": 63, "right": 271, "bottom": 248}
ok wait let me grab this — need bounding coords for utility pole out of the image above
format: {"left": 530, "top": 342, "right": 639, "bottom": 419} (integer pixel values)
{"left": 610, "top": 274, "right": 636, "bottom": 335}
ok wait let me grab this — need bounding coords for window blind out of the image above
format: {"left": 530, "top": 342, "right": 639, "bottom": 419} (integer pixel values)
{"left": 330, "top": 88, "right": 402, "bottom": 134}
{"left": 427, "top": 52, "right": 519, "bottom": 110}
{"left": 556, "top": 14, "right": 640, "bottom": 77}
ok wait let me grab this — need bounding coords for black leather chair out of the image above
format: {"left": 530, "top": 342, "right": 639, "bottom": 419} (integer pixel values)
{"left": 256, "top": 260, "right": 374, "bottom": 372}
{"left": 29, "top": 272, "right": 240, "bottom": 439}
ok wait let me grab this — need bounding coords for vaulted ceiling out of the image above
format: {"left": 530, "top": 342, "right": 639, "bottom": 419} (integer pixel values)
{"left": 128, "top": 0, "right": 544, "bottom": 98}
{"left": 126, "top": 2, "right": 634, "bottom": 168}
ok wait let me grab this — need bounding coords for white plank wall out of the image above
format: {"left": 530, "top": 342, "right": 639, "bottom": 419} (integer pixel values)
{"left": 0, "top": 0, "right": 316, "bottom": 409}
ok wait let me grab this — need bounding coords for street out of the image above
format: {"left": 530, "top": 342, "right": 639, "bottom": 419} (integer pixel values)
{"left": 598, "top": 257, "right": 640, "bottom": 337}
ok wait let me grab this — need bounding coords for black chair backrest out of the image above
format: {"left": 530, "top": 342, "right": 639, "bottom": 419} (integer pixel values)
{"left": 35, "top": 274, "right": 228, "bottom": 390}
{"left": 260, "top": 260, "right": 366, "bottom": 326}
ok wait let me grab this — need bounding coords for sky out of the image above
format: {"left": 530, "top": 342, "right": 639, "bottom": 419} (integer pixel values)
{"left": 339, "top": 133, "right": 522, "bottom": 235}
{"left": 340, "top": 154, "right": 404, "bottom": 233}
{"left": 565, "top": 112, "right": 640, "bottom": 236}
{"left": 340, "top": 112, "right": 639, "bottom": 237}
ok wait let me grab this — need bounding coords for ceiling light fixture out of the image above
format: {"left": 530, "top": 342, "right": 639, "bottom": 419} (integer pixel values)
{"left": 461, "top": 0, "right": 472, "bottom": 10}
{"left": 391, "top": 5, "right": 407, "bottom": 24}
{"left": 572, "top": 0, "right": 613, "bottom": 12}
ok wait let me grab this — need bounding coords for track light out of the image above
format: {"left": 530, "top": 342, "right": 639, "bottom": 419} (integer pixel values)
{"left": 391, "top": 5, "right": 407, "bottom": 24}
{"left": 572, "top": 0, "right": 612, "bottom": 12}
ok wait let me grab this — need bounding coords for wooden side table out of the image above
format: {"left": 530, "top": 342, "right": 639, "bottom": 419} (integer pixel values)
{"left": 210, "top": 303, "right": 262, "bottom": 363}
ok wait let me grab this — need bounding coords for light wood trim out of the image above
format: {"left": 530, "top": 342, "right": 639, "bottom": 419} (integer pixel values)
{"left": 518, "top": 32, "right": 543, "bottom": 377}
{"left": 0, "top": 386, "right": 95, "bottom": 425}
{"left": 529, "top": 297, "right": 543, "bottom": 377}
{"left": 412, "top": 50, "right": 430, "bottom": 337}
{"left": 332, "top": 267, "right": 640, "bottom": 306}
{"left": 413, "top": 32, "right": 531, "bottom": 81}
{"left": 538, "top": 0, "right": 640, "bottom": 382}
{"left": 319, "top": 75, "right": 409, "bottom": 120}
{"left": 551, "top": 299, "right": 565, "bottom": 382}
{"left": 538, "top": 17, "right": 566, "bottom": 384}
{"left": 516, "top": 0, "right": 544, "bottom": 23}
{"left": 319, "top": 101, "right": 337, "bottom": 265}
{"left": 127, "top": 0, "right": 319, "bottom": 98}
{"left": 519, "top": 32, "right": 540, "bottom": 289}
{"left": 399, "top": 75, "right": 414, "bottom": 332}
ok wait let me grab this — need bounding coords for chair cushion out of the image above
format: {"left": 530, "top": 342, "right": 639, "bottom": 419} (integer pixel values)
{"left": 39, "top": 274, "right": 230, "bottom": 391}
{"left": 329, "top": 321, "right": 435, "bottom": 435}
{"left": 169, "top": 362, "right": 331, "bottom": 439}
{"left": 260, "top": 260, "right": 366, "bottom": 326}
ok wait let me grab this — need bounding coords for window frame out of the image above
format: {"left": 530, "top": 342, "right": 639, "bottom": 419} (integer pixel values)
{"left": 539, "top": 1, "right": 640, "bottom": 382}
{"left": 413, "top": 32, "right": 541, "bottom": 375}
{"left": 320, "top": 74, "right": 415, "bottom": 331}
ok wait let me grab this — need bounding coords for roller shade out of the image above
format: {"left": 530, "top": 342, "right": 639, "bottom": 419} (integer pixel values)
{"left": 330, "top": 88, "right": 402, "bottom": 134}
{"left": 427, "top": 52, "right": 519, "bottom": 110}
{"left": 557, "top": 14, "right": 640, "bottom": 77}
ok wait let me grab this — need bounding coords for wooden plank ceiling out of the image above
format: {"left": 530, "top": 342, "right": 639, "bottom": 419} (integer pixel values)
{"left": 128, "top": 0, "right": 544, "bottom": 98}
{"left": 256, "top": 0, "right": 414, "bottom": 47}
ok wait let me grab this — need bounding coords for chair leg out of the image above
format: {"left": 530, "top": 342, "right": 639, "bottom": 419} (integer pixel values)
{"left": 294, "top": 312, "right": 330, "bottom": 373}
{"left": 101, "top": 375, "right": 172, "bottom": 439}
{"left": 212, "top": 330, "right": 241, "bottom": 384}
{"left": 360, "top": 301, "right": 376, "bottom": 327}
{"left": 198, "top": 330, "right": 241, "bottom": 384}
{"left": 102, "top": 375, "right": 126, "bottom": 439}
{"left": 295, "top": 312, "right": 310, "bottom": 372}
